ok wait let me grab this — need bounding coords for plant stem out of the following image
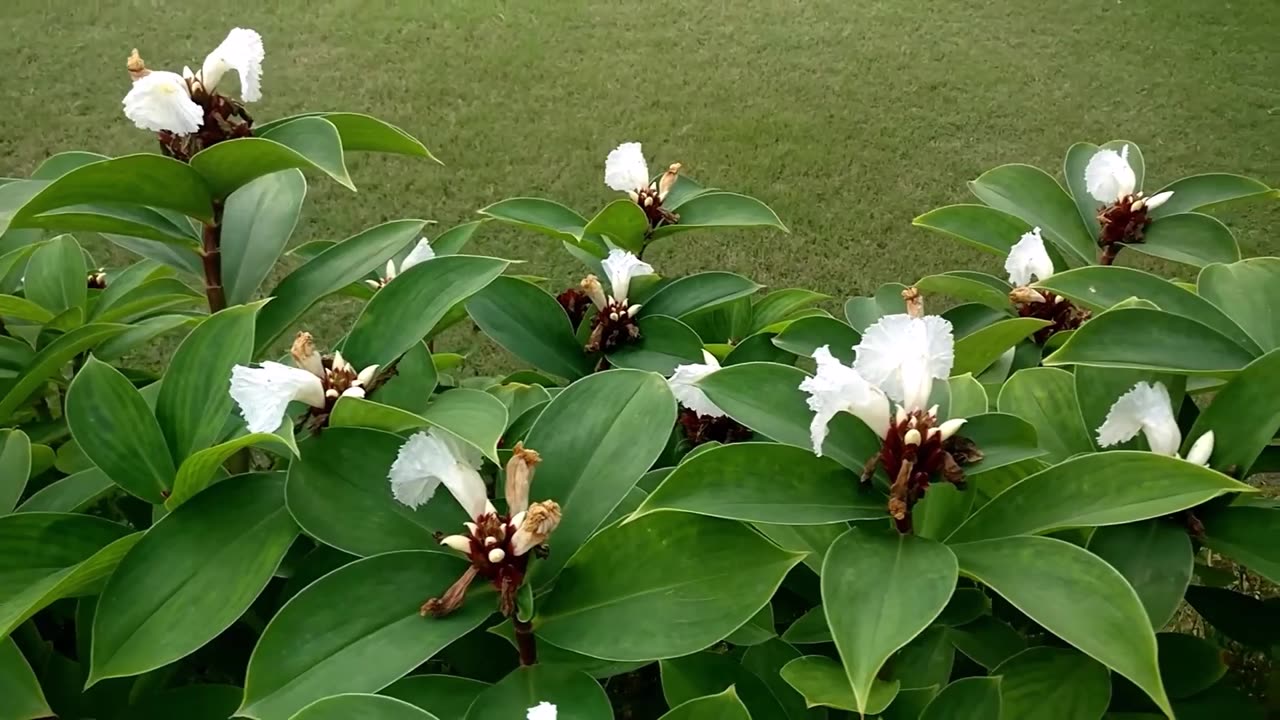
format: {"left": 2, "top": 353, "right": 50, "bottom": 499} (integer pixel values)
{"left": 513, "top": 617, "right": 538, "bottom": 665}
{"left": 1098, "top": 244, "right": 1121, "bottom": 266}
{"left": 201, "top": 200, "right": 227, "bottom": 313}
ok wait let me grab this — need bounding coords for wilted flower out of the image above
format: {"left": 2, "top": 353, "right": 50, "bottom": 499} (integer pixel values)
{"left": 605, "top": 142, "right": 683, "bottom": 229}
{"left": 1097, "top": 381, "right": 1213, "bottom": 465}
{"left": 228, "top": 331, "right": 377, "bottom": 433}
{"left": 1083, "top": 145, "right": 1174, "bottom": 263}
{"left": 366, "top": 238, "right": 436, "bottom": 290}
{"left": 1004, "top": 227, "right": 1090, "bottom": 344}
{"left": 582, "top": 249, "right": 655, "bottom": 353}
{"left": 527, "top": 702, "right": 557, "bottom": 720}
{"left": 390, "top": 438, "right": 561, "bottom": 617}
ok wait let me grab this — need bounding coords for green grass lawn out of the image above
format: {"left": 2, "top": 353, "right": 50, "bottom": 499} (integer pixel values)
{"left": 2, "top": 0, "right": 1277, "bottom": 362}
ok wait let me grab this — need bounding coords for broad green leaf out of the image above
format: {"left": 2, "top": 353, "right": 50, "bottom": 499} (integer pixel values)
{"left": 723, "top": 330, "right": 793, "bottom": 365}
{"left": 489, "top": 621, "right": 644, "bottom": 679}
{"left": 0, "top": 429, "right": 31, "bottom": 513}
{"left": 524, "top": 369, "right": 676, "bottom": 585}
{"left": 1148, "top": 173, "right": 1278, "bottom": 218}
{"left": 650, "top": 191, "right": 788, "bottom": 239}
{"left": 660, "top": 650, "right": 791, "bottom": 719}
{"left": 1197, "top": 258, "right": 1280, "bottom": 353}
{"left": 239, "top": 551, "right": 494, "bottom": 720}
{"left": 93, "top": 280, "right": 202, "bottom": 324}
{"left": 657, "top": 688, "right": 752, "bottom": 720}
{"left": 286, "top": 428, "right": 466, "bottom": 557}
{"left": 641, "top": 272, "right": 762, "bottom": 320}
{"left": 952, "top": 318, "right": 1050, "bottom": 375}
{"left": 607, "top": 315, "right": 704, "bottom": 374}
{"left": 0, "top": 636, "right": 52, "bottom": 720}
{"left": 254, "top": 112, "right": 436, "bottom": 160}
{"left": 292, "top": 694, "right": 438, "bottom": 720}
{"left": 31, "top": 150, "right": 109, "bottom": 179}
{"left": 1183, "top": 586, "right": 1280, "bottom": 649}
{"left": 15, "top": 467, "right": 113, "bottom": 513}
{"left": 751, "top": 288, "right": 830, "bottom": 333}
{"left": 478, "top": 197, "right": 587, "bottom": 244}
{"left": 911, "top": 204, "right": 1033, "bottom": 257}
{"left": 996, "top": 368, "right": 1093, "bottom": 463}
{"left": 582, "top": 199, "right": 648, "bottom": 253}
{"left": 951, "top": 412, "right": 1044, "bottom": 478}
{"left": 741, "top": 639, "right": 824, "bottom": 720}
{"left": 947, "top": 374, "right": 988, "bottom": 417}
{"left": 754, "top": 522, "right": 846, "bottom": 574}
{"left": 343, "top": 255, "right": 509, "bottom": 368}
{"left": 371, "top": 341, "right": 438, "bottom": 415}
{"left": 89, "top": 474, "right": 298, "bottom": 684}
{"left": 949, "top": 452, "right": 1252, "bottom": 542}
{"left": 772, "top": 316, "right": 860, "bottom": 362}
{"left": 156, "top": 302, "right": 262, "bottom": 463}
{"left": 947, "top": 616, "right": 1024, "bottom": 670}
{"left": 421, "top": 389, "right": 508, "bottom": 463}
{"left": 1156, "top": 633, "right": 1227, "bottom": 700}
{"left": 1044, "top": 307, "right": 1257, "bottom": 374}
{"left": 107, "top": 685, "right": 253, "bottom": 720}
{"left": 487, "top": 383, "right": 552, "bottom": 429}
{"left": 1185, "top": 350, "right": 1280, "bottom": 475}
{"left": 1088, "top": 520, "right": 1192, "bottom": 629}
{"left": 950, "top": 535, "right": 1170, "bottom": 716}
{"left": 382, "top": 675, "right": 489, "bottom": 720}
{"left": 917, "top": 272, "right": 1012, "bottom": 311}
{"left": 1129, "top": 213, "right": 1239, "bottom": 267}
{"left": 66, "top": 357, "right": 174, "bottom": 504}
{"left": 256, "top": 219, "right": 427, "bottom": 353}
{"left": 844, "top": 283, "right": 909, "bottom": 332}
{"left": 993, "top": 646, "right": 1110, "bottom": 720}
{"left": 467, "top": 276, "right": 592, "bottom": 380}
{"left": 822, "top": 527, "right": 958, "bottom": 715}
{"left": 105, "top": 232, "right": 203, "bottom": 274}
{"left": 96, "top": 314, "right": 196, "bottom": 361}
{"left": 730, "top": 605, "right": 779, "bottom": 646}
{"left": 914, "top": 484, "right": 976, "bottom": 541}
{"left": 535, "top": 513, "right": 804, "bottom": 661}
{"left": 781, "top": 655, "right": 899, "bottom": 714}
{"left": 0, "top": 512, "right": 135, "bottom": 636}
{"left": 781, "top": 606, "right": 831, "bottom": 645}
{"left": 327, "top": 397, "right": 431, "bottom": 433}
{"left": 166, "top": 431, "right": 297, "bottom": 509}
{"left": 661, "top": 174, "right": 711, "bottom": 210}
{"left": 937, "top": 590, "right": 990, "bottom": 627}
{"left": 24, "top": 234, "right": 85, "bottom": 316}
{"left": 881, "top": 688, "right": 941, "bottom": 720}
{"left": 634, "top": 442, "right": 884, "bottom": 524}
{"left": 430, "top": 221, "right": 485, "bottom": 256}
{"left": 921, "top": 677, "right": 1003, "bottom": 720}
{"left": 1199, "top": 505, "right": 1280, "bottom": 586}
{"left": 0, "top": 323, "right": 125, "bottom": 420}
{"left": 193, "top": 117, "right": 353, "bottom": 195}
{"left": 969, "top": 164, "right": 1093, "bottom": 266}
{"left": 221, "top": 169, "right": 306, "bottom": 305}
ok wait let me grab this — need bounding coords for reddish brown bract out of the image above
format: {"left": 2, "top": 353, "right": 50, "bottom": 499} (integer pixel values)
{"left": 869, "top": 410, "right": 981, "bottom": 533}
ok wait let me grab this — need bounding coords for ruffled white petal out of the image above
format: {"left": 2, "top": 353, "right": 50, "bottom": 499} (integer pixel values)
{"left": 527, "top": 702, "right": 557, "bottom": 720}
{"left": 668, "top": 350, "right": 725, "bottom": 418}
{"left": 1004, "top": 227, "right": 1055, "bottom": 286}
{"left": 388, "top": 429, "right": 487, "bottom": 516}
{"left": 1145, "top": 190, "right": 1174, "bottom": 211}
{"left": 122, "top": 71, "right": 203, "bottom": 134}
{"left": 1096, "top": 381, "right": 1181, "bottom": 456}
{"left": 229, "top": 361, "right": 325, "bottom": 433}
{"left": 1185, "top": 430, "right": 1214, "bottom": 466}
{"left": 799, "top": 346, "right": 891, "bottom": 456}
{"left": 1084, "top": 145, "right": 1136, "bottom": 203}
{"left": 601, "top": 249, "right": 653, "bottom": 304}
{"left": 399, "top": 238, "right": 436, "bottom": 274}
{"left": 604, "top": 142, "right": 650, "bottom": 193}
{"left": 854, "top": 314, "right": 954, "bottom": 412}
{"left": 201, "top": 27, "right": 264, "bottom": 101}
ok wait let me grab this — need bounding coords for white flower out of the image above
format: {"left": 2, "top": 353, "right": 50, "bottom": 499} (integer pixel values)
{"left": 229, "top": 361, "right": 325, "bottom": 433}
{"left": 1185, "top": 430, "right": 1215, "bottom": 466}
{"left": 601, "top": 249, "right": 654, "bottom": 304}
{"left": 854, "top": 314, "right": 954, "bottom": 413}
{"left": 1096, "top": 381, "right": 1181, "bottom": 456}
{"left": 1144, "top": 190, "right": 1174, "bottom": 212}
{"left": 527, "top": 701, "right": 557, "bottom": 720}
{"left": 668, "top": 350, "right": 726, "bottom": 418}
{"left": 1004, "top": 227, "right": 1055, "bottom": 286}
{"left": 378, "top": 238, "right": 436, "bottom": 286}
{"left": 605, "top": 142, "right": 650, "bottom": 194}
{"left": 122, "top": 71, "right": 203, "bottom": 134}
{"left": 799, "top": 346, "right": 891, "bottom": 455}
{"left": 388, "top": 429, "right": 488, "bottom": 517}
{"left": 200, "top": 28, "right": 264, "bottom": 101}
{"left": 1084, "top": 145, "right": 1137, "bottom": 204}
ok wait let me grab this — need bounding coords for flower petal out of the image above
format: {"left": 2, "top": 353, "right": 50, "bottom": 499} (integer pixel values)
{"left": 398, "top": 238, "right": 436, "bottom": 274}
{"left": 527, "top": 702, "right": 557, "bottom": 720}
{"left": 1096, "top": 381, "right": 1181, "bottom": 455}
{"left": 799, "top": 346, "right": 891, "bottom": 456}
{"left": 388, "top": 429, "right": 486, "bottom": 515}
{"left": 201, "top": 27, "right": 264, "bottom": 101}
{"left": 854, "top": 314, "right": 954, "bottom": 411}
{"left": 1185, "top": 430, "right": 1214, "bottom": 467}
{"left": 229, "top": 361, "right": 324, "bottom": 434}
{"left": 1145, "top": 190, "right": 1174, "bottom": 211}
{"left": 601, "top": 249, "right": 654, "bottom": 304}
{"left": 1084, "top": 146, "right": 1136, "bottom": 203}
{"left": 122, "top": 71, "right": 203, "bottom": 134}
{"left": 1004, "top": 226, "right": 1055, "bottom": 286}
{"left": 667, "top": 350, "right": 725, "bottom": 418}
{"left": 604, "top": 141, "right": 650, "bottom": 193}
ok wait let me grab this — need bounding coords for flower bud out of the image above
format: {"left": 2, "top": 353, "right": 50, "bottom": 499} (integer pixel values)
{"left": 902, "top": 286, "right": 924, "bottom": 318}
{"left": 609, "top": 311, "right": 620, "bottom": 321}
{"left": 1130, "top": 198, "right": 1146, "bottom": 212}
{"left": 1009, "top": 286, "right": 1047, "bottom": 305}
{"left": 938, "top": 418, "right": 967, "bottom": 441}
{"left": 488, "top": 548, "right": 506, "bottom": 564}
{"left": 504, "top": 442, "right": 541, "bottom": 516}
{"left": 291, "top": 332, "right": 326, "bottom": 379}
{"left": 628, "top": 304, "right": 643, "bottom": 317}
{"left": 356, "top": 364, "right": 379, "bottom": 387}
{"left": 927, "top": 404, "right": 939, "bottom": 419}
{"left": 580, "top": 274, "right": 608, "bottom": 309}
{"left": 511, "top": 500, "right": 562, "bottom": 556}
{"left": 895, "top": 405, "right": 908, "bottom": 425}
{"left": 484, "top": 536, "right": 498, "bottom": 547}
{"left": 1185, "top": 430, "right": 1214, "bottom": 466}
{"left": 903, "top": 428, "right": 922, "bottom": 447}
{"left": 440, "top": 534, "right": 472, "bottom": 554}
{"left": 1145, "top": 191, "right": 1174, "bottom": 211}
{"left": 127, "top": 48, "right": 150, "bottom": 81}
{"left": 658, "top": 162, "right": 682, "bottom": 200}
{"left": 385, "top": 258, "right": 398, "bottom": 281}
{"left": 926, "top": 427, "right": 939, "bottom": 441}
{"left": 331, "top": 350, "right": 352, "bottom": 374}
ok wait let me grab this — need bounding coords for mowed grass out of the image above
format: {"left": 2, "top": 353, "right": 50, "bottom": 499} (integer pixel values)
{"left": 2, "top": 0, "right": 1277, "bottom": 365}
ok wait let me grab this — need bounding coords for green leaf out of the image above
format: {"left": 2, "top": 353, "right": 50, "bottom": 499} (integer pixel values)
{"left": 741, "top": 639, "right": 823, "bottom": 720}
{"left": 1044, "top": 307, "right": 1257, "bottom": 374}
{"left": 89, "top": 473, "right": 298, "bottom": 684}
{"left": 1199, "top": 505, "right": 1280, "bottom": 586}
{"left": 30, "top": 150, "right": 109, "bottom": 179}
{"left": 755, "top": 522, "right": 845, "bottom": 574}
{"left": 24, "top": 234, "right": 86, "bottom": 316}
{"left": 657, "top": 688, "right": 752, "bottom": 720}
{"left": 255, "top": 112, "right": 436, "bottom": 161}
{"left": 0, "top": 636, "right": 52, "bottom": 720}
{"left": 845, "top": 283, "right": 909, "bottom": 332}
{"left": 951, "top": 412, "right": 1044, "bottom": 479}
{"left": 343, "top": 255, "right": 509, "bottom": 368}
{"left": 382, "top": 675, "right": 489, "bottom": 720}
{"left": 660, "top": 650, "right": 792, "bottom": 719}
{"left": 921, "top": 677, "right": 1003, "bottom": 720}
{"left": 105, "top": 232, "right": 202, "bottom": 273}
{"left": 256, "top": 220, "right": 427, "bottom": 353}
{"left": 239, "top": 551, "right": 494, "bottom": 720}
{"left": 781, "top": 655, "right": 899, "bottom": 714}
{"left": 489, "top": 621, "right": 644, "bottom": 679}
{"left": 947, "top": 374, "right": 988, "bottom": 418}
{"left": 993, "top": 646, "right": 1111, "bottom": 720}
{"left": 1148, "top": 173, "right": 1278, "bottom": 218}
{"left": 1128, "top": 213, "right": 1239, "bottom": 267}
{"left": 641, "top": 272, "right": 762, "bottom": 320}
{"left": 1156, "top": 632, "right": 1227, "bottom": 700}
{"left": 0, "top": 323, "right": 126, "bottom": 419}
{"left": 969, "top": 164, "right": 1093, "bottom": 266}
{"left": 291, "top": 694, "right": 438, "bottom": 720}
{"left": 534, "top": 513, "right": 804, "bottom": 661}
{"left": 772, "top": 316, "right": 860, "bottom": 362}
{"left": 912, "top": 204, "right": 1034, "bottom": 257}
{"left": 430, "top": 221, "right": 485, "bottom": 257}
{"left": 953, "top": 318, "right": 1050, "bottom": 375}
{"left": 781, "top": 606, "right": 831, "bottom": 645}
{"left": 192, "top": 117, "right": 353, "bottom": 195}
{"left": 0, "top": 294, "right": 54, "bottom": 323}
{"left": 221, "top": 169, "right": 306, "bottom": 305}
{"left": 1088, "top": 520, "right": 1192, "bottom": 630}
{"left": 478, "top": 198, "right": 587, "bottom": 244}
{"left": 1063, "top": 141, "right": 1106, "bottom": 240}
{"left": 156, "top": 302, "right": 262, "bottom": 463}
{"left": 729, "top": 609, "right": 776, "bottom": 649}
{"left": 420, "top": 389, "right": 508, "bottom": 463}
{"left": 950, "top": 535, "right": 1170, "bottom": 716}
{"left": 582, "top": 199, "right": 648, "bottom": 253}
{"left": 917, "top": 272, "right": 1012, "bottom": 312}
{"left": 95, "top": 314, "right": 196, "bottom": 361}
{"left": 723, "top": 331, "right": 793, "bottom": 366}
{"left": 65, "top": 357, "right": 174, "bottom": 504}
{"left": 463, "top": 665, "right": 610, "bottom": 720}
{"left": 0, "top": 429, "right": 31, "bottom": 513}
{"left": 634, "top": 442, "right": 884, "bottom": 524}
{"left": 1183, "top": 586, "right": 1280, "bottom": 649}
{"left": 109, "top": 684, "right": 243, "bottom": 720}
{"left": 15, "top": 467, "right": 113, "bottom": 514}
{"left": 1197, "top": 258, "right": 1280, "bottom": 353}
{"left": 947, "top": 616, "right": 1024, "bottom": 670}
{"left": 751, "top": 288, "right": 830, "bottom": 333}
{"left": 467, "top": 276, "right": 592, "bottom": 381}
{"left": 652, "top": 191, "right": 788, "bottom": 238}
{"left": 1187, "top": 350, "right": 1280, "bottom": 476}
{"left": 607, "top": 315, "right": 704, "bottom": 374}
{"left": 166, "top": 431, "right": 297, "bottom": 509}
{"left": 822, "top": 527, "right": 958, "bottom": 715}
{"left": 996, "top": 368, "right": 1093, "bottom": 463}
{"left": 523, "top": 369, "right": 676, "bottom": 585}
{"left": 949, "top": 452, "right": 1251, "bottom": 542}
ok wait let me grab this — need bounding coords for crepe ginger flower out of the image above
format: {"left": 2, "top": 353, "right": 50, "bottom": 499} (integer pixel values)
{"left": 580, "top": 249, "right": 655, "bottom": 353}
{"left": 1083, "top": 145, "right": 1174, "bottom": 263}
{"left": 229, "top": 332, "right": 377, "bottom": 433}
{"left": 367, "top": 238, "right": 436, "bottom": 290}
{"left": 1005, "top": 227, "right": 1055, "bottom": 288}
{"left": 527, "top": 702, "right": 557, "bottom": 720}
{"left": 1097, "top": 381, "right": 1214, "bottom": 465}
{"left": 123, "top": 28, "right": 263, "bottom": 159}
{"left": 668, "top": 351, "right": 726, "bottom": 419}
{"left": 390, "top": 438, "right": 561, "bottom": 617}
{"left": 605, "top": 142, "right": 684, "bottom": 228}
{"left": 1004, "top": 227, "right": 1091, "bottom": 344}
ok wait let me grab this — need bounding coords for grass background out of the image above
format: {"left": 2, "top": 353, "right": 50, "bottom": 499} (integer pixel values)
{"left": 2, "top": 0, "right": 1277, "bottom": 360}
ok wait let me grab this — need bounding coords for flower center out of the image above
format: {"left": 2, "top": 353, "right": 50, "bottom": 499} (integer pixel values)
{"left": 870, "top": 409, "right": 982, "bottom": 534}
{"left": 158, "top": 83, "right": 253, "bottom": 162}
{"left": 586, "top": 299, "right": 642, "bottom": 353}
{"left": 1097, "top": 192, "right": 1154, "bottom": 255}
{"left": 634, "top": 187, "right": 679, "bottom": 229}
{"left": 1009, "top": 290, "right": 1091, "bottom": 344}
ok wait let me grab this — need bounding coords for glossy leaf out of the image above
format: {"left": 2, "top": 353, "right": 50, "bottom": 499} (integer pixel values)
{"left": 166, "top": 431, "right": 297, "bottom": 509}
{"left": 0, "top": 429, "right": 31, "bottom": 513}
{"left": 772, "top": 316, "right": 860, "bottom": 362}
{"left": 192, "top": 117, "right": 353, "bottom": 195}
{"left": 291, "top": 694, "right": 438, "bottom": 720}
{"left": 952, "top": 318, "right": 1050, "bottom": 375}
{"left": 1088, "top": 519, "right": 1192, "bottom": 630}
{"left": 996, "top": 367, "right": 1093, "bottom": 463}
{"left": 1129, "top": 213, "right": 1239, "bottom": 267}
{"left": 1184, "top": 586, "right": 1280, "bottom": 649}
{"left": 1187, "top": 350, "right": 1280, "bottom": 476}
{"left": 463, "top": 664, "right": 610, "bottom": 720}
{"left": 993, "top": 646, "right": 1110, "bottom": 720}
{"left": 382, "top": 675, "right": 489, "bottom": 720}
{"left": 1044, "top": 307, "right": 1257, "bottom": 374}
{"left": 254, "top": 112, "right": 436, "bottom": 160}
{"left": 24, "top": 234, "right": 86, "bottom": 316}
{"left": 641, "top": 272, "right": 762, "bottom": 320}
{"left": 969, "top": 164, "right": 1092, "bottom": 265}
{"left": 660, "top": 650, "right": 791, "bottom": 719}
{"left": 658, "top": 688, "right": 752, "bottom": 720}
{"left": 1063, "top": 141, "right": 1106, "bottom": 239}
{"left": 607, "top": 315, "right": 705, "bottom": 374}
{"left": 950, "top": 412, "right": 1044, "bottom": 479}
{"left": 751, "top": 288, "right": 830, "bottom": 333}
{"left": 467, "top": 276, "right": 591, "bottom": 380}
{"left": 478, "top": 198, "right": 587, "bottom": 243}
{"left": 912, "top": 204, "right": 1034, "bottom": 257}
{"left": 0, "top": 323, "right": 125, "bottom": 420}
{"left": 651, "top": 191, "right": 788, "bottom": 238}
{"left": 917, "top": 272, "right": 1012, "bottom": 311}
{"left": 844, "top": 283, "right": 909, "bottom": 332}
{"left": 921, "top": 677, "right": 1003, "bottom": 720}
{"left": 1199, "top": 505, "right": 1280, "bottom": 585}
{"left": 583, "top": 199, "right": 648, "bottom": 253}
{"left": 1148, "top": 173, "right": 1278, "bottom": 218}
{"left": 741, "top": 639, "right": 820, "bottom": 720}
{"left": 1156, "top": 632, "right": 1227, "bottom": 700}
{"left": 0, "top": 636, "right": 52, "bottom": 720}
{"left": 947, "top": 616, "right": 1024, "bottom": 670}
{"left": 221, "top": 169, "right": 306, "bottom": 305}
{"left": 15, "top": 467, "right": 113, "bottom": 514}
{"left": 947, "top": 374, "right": 988, "bottom": 418}
{"left": 1197, "top": 257, "right": 1280, "bottom": 353}
{"left": 781, "top": 655, "right": 898, "bottom": 714}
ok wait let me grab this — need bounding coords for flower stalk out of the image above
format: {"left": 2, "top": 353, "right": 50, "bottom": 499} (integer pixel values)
{"left": 200, "top": 200, "right": 227, "bottom": 312}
